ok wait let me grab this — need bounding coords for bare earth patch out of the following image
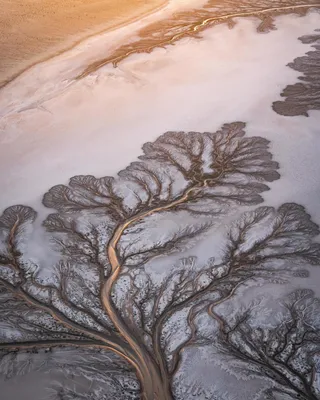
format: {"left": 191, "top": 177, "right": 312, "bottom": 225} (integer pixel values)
{"left": 0, "top": 0, "right": 166, "bottom": 87}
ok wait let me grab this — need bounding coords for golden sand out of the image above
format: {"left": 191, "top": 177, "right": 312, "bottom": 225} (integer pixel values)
{"left": 0, "top": 0, "right": 166, "bottom": 87}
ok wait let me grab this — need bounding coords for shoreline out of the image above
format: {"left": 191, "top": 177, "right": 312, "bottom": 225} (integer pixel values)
{"left": 2, "top": 2, "right": 319, "bottom": 91}
{"left": 1, "top": 2, "right": 319, "bottom": 119}
{"left": 0, "top": 11, "right": 320, "bottom": 209}
{"left": 77, "top": 3, "right": 320, "bottom": 81}
{"left": 0, "top": 0, "right": 168, "bottom": 89}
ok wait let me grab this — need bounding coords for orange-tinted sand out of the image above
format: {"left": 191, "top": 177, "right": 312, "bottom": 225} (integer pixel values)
{"left": 0, "top": 0, "right": 166, "bottom": 86}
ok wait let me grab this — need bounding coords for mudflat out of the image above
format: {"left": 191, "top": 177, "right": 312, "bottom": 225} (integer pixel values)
{"left": 0, "top": 0, "right": 166, "bottom": 86}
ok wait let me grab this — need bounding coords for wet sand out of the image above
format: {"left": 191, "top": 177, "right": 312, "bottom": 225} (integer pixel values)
{"left": 0, "top": 0, "right": 166, "bottom": 87}
{"left": 78, "top": 1, "right": 320, "bottom": 80}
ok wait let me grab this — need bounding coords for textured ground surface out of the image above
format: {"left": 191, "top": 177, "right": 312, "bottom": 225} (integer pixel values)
{"left": 273, "top": 29, "right": 320, "bottom": 116}
{"left": 0, "top": 0, "right": 166, "bottom": 86}
{"left": 0, "top": 1, "right": 320, "bottom": 400}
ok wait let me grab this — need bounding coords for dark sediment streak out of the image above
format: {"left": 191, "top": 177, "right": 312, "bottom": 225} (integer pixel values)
{"left": 76, "top": 2, "right": 320, "bottom": 81}
{"left": 273, "top": 29, "right": 320, "bottom": 116}
{"left": 1, "top": 1, "right": 320, "bottom": 91}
